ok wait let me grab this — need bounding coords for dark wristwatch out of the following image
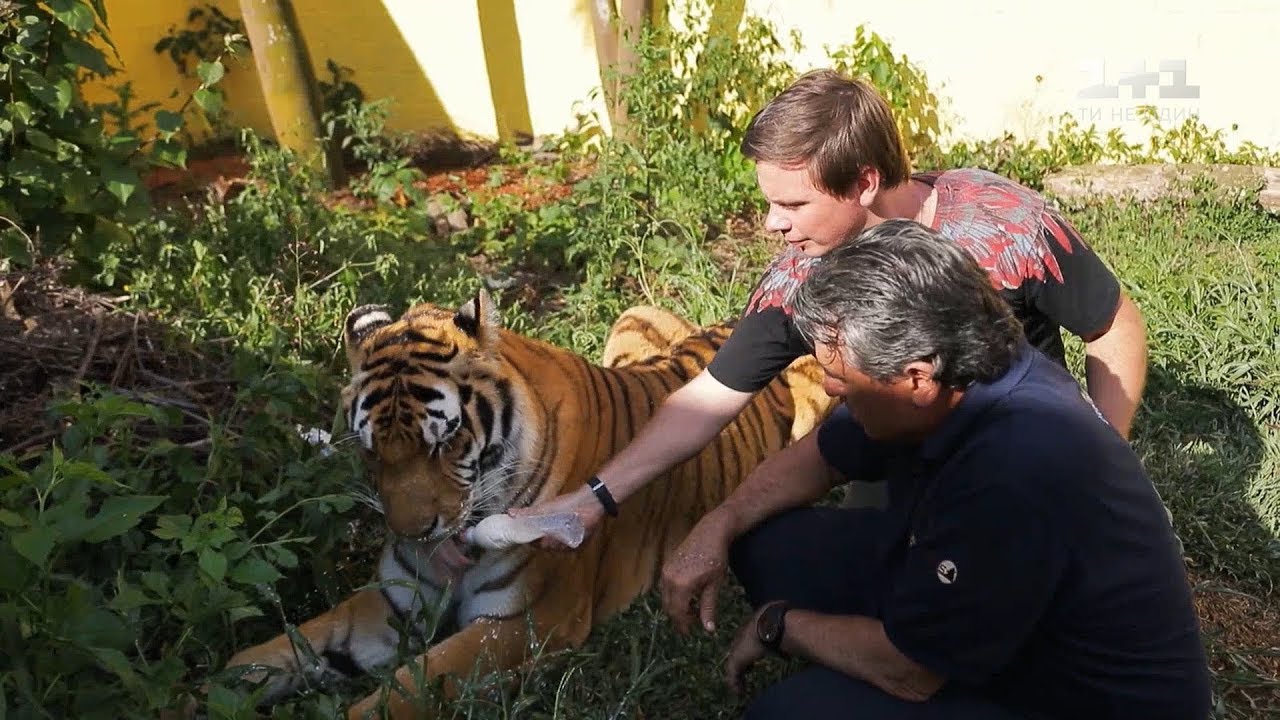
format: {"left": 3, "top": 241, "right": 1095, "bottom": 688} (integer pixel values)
{"left": 755, "top": 600, "right": 790, "bottom": 655}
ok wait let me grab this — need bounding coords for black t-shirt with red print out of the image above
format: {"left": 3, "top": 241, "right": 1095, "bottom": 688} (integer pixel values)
{"left": 706, "top": 168, "right": 1122, "bottom": 393}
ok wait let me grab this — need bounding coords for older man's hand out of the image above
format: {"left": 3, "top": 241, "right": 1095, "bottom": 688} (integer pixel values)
{"left": 724, "top": 605, "right": 772, "bottom": 697}
{"left": 660, "top": 510, "right": 735, "bottom": 635}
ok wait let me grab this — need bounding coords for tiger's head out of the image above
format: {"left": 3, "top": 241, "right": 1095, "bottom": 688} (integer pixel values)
{"left": 340, "top": 290, "right": 526, "bottom": 542}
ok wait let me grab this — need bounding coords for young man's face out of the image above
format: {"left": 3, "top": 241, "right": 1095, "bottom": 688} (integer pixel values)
{"left": 755, "top": 162, "right": 871, "bottom": 257}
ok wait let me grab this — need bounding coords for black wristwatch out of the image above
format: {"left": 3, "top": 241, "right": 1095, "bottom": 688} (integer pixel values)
{"left": 755, "top": 600, "right": 790, "bottom": 655}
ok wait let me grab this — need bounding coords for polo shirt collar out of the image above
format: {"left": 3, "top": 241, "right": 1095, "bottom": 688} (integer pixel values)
{"left": 917, "top": 340, "right": 1035, "bottom": 467}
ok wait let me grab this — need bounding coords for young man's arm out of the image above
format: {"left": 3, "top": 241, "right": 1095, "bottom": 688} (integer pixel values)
{"left": 586, "top": 369, "right": 757, "bottom": 506}
{"left": 512, "top": 303, "right": 807, "bottom": 544}
{"left": 1082, "top": 290, "right": 1147, "bottom": 439}
{"left": 509, "top": 370, "right": 754, "bottom": 536}
{"left": 1034, "top": 208, "right": 1148, "bottom": 438}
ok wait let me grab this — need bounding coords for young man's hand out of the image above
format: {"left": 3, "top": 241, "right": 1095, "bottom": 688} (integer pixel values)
{"left": 508, "top": 485, "right": 605, "bottom": 551}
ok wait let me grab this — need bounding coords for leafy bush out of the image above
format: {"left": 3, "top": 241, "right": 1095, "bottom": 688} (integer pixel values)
{"left": 828, "top": 24, "right": 944, "bottom": 163}
{"left": 0, "top": 0, "right": 242, "bottom": 287}
{"left": 922, "top": 106, "right": 1280, "bottom": 190}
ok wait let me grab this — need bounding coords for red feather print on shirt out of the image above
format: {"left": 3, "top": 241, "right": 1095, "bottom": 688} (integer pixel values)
{"left": 927, "top": 169, "right": 1084, "bottom": 291}
{"left": 744, "top": 248, "right": 821, "bottom": 316}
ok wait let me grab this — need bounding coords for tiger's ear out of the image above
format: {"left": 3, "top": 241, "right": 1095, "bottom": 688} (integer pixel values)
{"left": 344, "top": 304, "right": 394, "bottom": 366}
{"left": 453, "top": 288, "right": 501, "bottom": 344}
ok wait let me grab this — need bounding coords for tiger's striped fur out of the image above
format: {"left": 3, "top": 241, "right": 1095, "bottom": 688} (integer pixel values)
{"left": 218, "top": 290, "right": 835, "bottom": 718}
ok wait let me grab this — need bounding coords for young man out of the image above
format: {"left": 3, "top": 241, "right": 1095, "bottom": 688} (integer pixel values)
{"left": 662, "top": 220, "right": 1208, "bottom": 720}
{"left": 517, "top": 68, "right": 1148, "bottom": 544}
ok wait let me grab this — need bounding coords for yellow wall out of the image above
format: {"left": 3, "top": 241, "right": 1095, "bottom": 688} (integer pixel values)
{"left": 80, "top": 0, "right": 1280, "bottom": 152}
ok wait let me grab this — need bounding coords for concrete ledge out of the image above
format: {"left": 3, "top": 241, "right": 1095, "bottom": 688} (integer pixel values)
{"left": 1042, "top": 164, "right": 1280, "bottom": 215}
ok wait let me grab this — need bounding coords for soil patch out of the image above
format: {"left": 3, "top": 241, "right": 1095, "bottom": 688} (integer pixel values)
{"left": 1192, "top": 572, "right": 1280, "bottom": 714}
{"left": 0, "top": 262, "right": 233, "bottom": 455}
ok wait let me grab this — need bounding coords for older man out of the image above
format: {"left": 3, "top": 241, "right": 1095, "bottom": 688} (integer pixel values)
{"left": 660, "top": 219, "right": 1209, "bottom": 719}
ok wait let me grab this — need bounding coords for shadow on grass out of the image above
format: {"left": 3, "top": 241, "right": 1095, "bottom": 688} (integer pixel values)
{"left": 1133, "top": 364, "right": 1280, "bottom": 717}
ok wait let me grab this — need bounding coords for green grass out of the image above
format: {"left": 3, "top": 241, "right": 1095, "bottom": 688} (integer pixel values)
{"left": 1066, "top": 191, "right": 1280, "bottom": 594}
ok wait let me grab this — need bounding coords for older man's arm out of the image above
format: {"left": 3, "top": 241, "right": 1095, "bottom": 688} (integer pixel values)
{"left": 780, "top": 612, "right": 946, "bottom": 701}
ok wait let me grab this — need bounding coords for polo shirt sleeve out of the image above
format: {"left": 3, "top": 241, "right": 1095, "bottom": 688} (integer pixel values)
{"left": 880, "top": 451, "right": 1067, "bottom": 685}
{"left": 815, "top": 404, "right": 895, "bottom": 483}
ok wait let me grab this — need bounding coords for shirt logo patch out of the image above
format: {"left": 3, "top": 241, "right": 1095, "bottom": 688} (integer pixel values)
{"left": 936, "top": 560, "right": 958, "bottom": 585}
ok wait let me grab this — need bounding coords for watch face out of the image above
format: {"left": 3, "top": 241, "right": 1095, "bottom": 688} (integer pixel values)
{"left": 757, "top": 603, "right": 784, "bottom": 645}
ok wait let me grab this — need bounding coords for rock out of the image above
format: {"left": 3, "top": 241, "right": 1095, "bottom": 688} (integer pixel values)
{"left": 431, "top": 216, "right": 451, "bottom": 237}
{"left": 445, "top": 208, "right": 470, "bottom": 232}
{"left": 1042, "top": 163, "right": 1280, "bottom": 214}
{"left": 424, "top": 196, "right": 447, "bottom": 220}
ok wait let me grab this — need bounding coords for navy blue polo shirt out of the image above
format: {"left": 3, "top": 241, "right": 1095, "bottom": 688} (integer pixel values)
{"left": 816, "top": 343, "right": 1211, "bottom": 720}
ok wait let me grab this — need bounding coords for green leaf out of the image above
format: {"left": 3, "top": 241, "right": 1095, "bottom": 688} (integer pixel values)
{"left": 150, "top": 138, "right": 187, "bottom": 168}
{"left": 12, "top": 524, "right": 57, "bottom": 568}
{"left": 269, "top": 544, "right": 298, "bottom": 568}
{"left": 199, "top": 548, "right": 227, "bottom": 582}
{"left": 23, "top": 126, "right": 57, "bottom": 151}
{"left": 8, "top": 147, "right": 62, "bottom": 190}
{"left": 151, "top": 514, "right": 192, "bottom": 541}
{"left": 6, "top": 100, "right": 35, "bottom": 126}
{"left": 99, "top": 163, "right": 139, "bottom": 205}
{"left": 227, "top": 605, "right": 265, "bottom": 623}
{"left": 90, "top": 647, "right": 141, "bottom": 687}
{"left": 62, "top": 37, "right": 111, "bottom": 76}
{"left": 154, "top": 109, "right": 182, "bottom": 136}
{"left": 50, "top": 0, "right": 97, "bottom": 32}
{"left": 0, "top": 228, "right": 33, "bottom": 267}
{"left": 140, "top": 570, "right": 171, "bottom": 597}
{"left": 192, "top": 88, "right": 223, "bottom": 117}
{"left": 0, "top": 509, "right": 26, "bottom": 528}
{"left": 44, "top": 493, "right": 91, "bottom": 542}
{"left": 37, "top": 76, "right": 76, "bottom": 117}
{"left": 18, "top": 69, "right": 58, "bottom": 111}
{"left": 61, "top": 170, "right": 98, "bottom": 214}
{"left": 82, "top": 495, "right": 167, "bottom": 542}
{"left": 89, "top": 215, "right": 131, "bottom": 252}
{"left": 59, "top": 460, "right": 113, "bottom": 485}
{"left": 229, "top": 556, "right": 281, "bottom": 586}
{"left": 107, "top": 579, "right": 153, "bottom": 612}
{"left": 196, "top": 60, "right": 225, "bottom": 87}
{"left": 66, "top": 607, "right": 132, "bottom": 651}
{"left": 0, "top": 543, "right": 32, "bottom": 592}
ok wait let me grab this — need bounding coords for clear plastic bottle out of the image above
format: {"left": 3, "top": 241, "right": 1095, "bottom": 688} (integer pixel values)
{"left": 463, "top": 512, "right": 585, "bottom": 549}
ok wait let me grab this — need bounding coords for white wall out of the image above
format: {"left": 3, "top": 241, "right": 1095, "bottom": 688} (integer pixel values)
{"left": 737, "top": 0, "right": 1278, "bottom": 150}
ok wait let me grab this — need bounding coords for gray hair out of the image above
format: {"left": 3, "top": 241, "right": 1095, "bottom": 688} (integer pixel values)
{"left": 791, "top": 219, "right": 1023, "bottom": 388}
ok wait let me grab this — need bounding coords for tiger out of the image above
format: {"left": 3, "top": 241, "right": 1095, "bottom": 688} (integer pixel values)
{"left": 215, "top": 289, "right": 836, "bottom": 719}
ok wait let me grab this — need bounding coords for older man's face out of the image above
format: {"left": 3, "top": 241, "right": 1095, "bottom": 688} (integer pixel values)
{"left": 814, "top": 340, "right": 947, "bottom": 440}
{"left": 812, "top": 340, "right": 927, "bottom": 441}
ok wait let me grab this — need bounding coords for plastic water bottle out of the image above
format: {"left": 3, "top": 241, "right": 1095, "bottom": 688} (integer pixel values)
{"left": 463, "top": 512, "right": 586, "bottom": 550}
